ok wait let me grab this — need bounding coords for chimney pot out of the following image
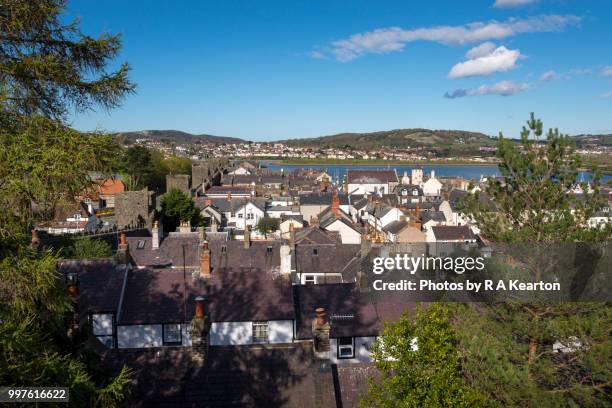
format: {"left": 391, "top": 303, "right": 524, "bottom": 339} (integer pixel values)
{"left": 30, "top": 229, "right": 40, "bottom": 248}
{"left": 194, "top": 296, "right": 205, "bottom": 318}
{"left": 315, "top": 307, "right": 326, "bottom": 326}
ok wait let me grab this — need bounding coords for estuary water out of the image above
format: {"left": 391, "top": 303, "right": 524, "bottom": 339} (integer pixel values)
{"left": 263, "top": 162, "right": 611, "bottom": 184}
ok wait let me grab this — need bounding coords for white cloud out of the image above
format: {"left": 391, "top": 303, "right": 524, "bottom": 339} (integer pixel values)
{"left": 444, "top": 80, "right": 529, "bottom": 98}
{"left": 539, "top": 70, "right": 559, "bottom": 81}
{"left": 601, "top": 91, "right": 612, "bottom": 98}
{"left": 465, "top": 41, "right": 497, "bottom": 59}
{"left": 448, "top": 45, "right": 521, "bottom": 78}
{"left": 319, "top": 15, "right": 580, "bottom": 61}
{"left": 493, "top": 0, "right": 538, "bottom": 8}
{"left": 601, "top": 66, "right": 612, "bottom": 77}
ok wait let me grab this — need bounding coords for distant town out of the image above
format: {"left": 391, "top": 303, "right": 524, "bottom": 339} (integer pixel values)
{"left": 124, "top": 131, "right": 611, "bottom": 167}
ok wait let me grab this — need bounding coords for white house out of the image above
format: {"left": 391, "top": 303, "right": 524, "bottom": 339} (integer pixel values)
{"left": 346, "top": 170, "right": 398, "bottom": 196}
{"left": 422, "top": 170, "right": 442, "bottom": 197}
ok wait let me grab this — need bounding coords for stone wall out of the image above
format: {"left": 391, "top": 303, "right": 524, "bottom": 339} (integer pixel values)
{"left": 166, "top": 174, "right": 191, "bottom": 195}
{"left": 115, "top": 189, "right": 154, "bottom": 229}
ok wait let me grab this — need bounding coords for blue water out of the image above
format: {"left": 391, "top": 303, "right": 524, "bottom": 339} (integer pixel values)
{"left": 263, "top": 162, "right": 611, "bottom": 184}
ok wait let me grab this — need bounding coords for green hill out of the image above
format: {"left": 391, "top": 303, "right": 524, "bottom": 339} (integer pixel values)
{"left": 115, "top": 130, "right": 245, "bottom": 144}
{"left": 281, "top": 128, "right": 497, "bottom": 155}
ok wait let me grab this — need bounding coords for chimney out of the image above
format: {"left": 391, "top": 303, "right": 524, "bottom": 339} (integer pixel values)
{"left": 211, "top": 218, "right": 218, "bottom": 232}
{"left": 280, "top": 243, "right": 291, "bottom": 275}
{"left": 431, "top": 170, "right": 435, "bottom": 179}
{"left": 30, "top": 228, "right": 40, "bottom": 249}
{"left": 190, "top": 295, "right": 209, "bottom": 364}
{"left": 117, "top": 232, "right": 129, "bottom": 264}
{"left": 204, "top": 199, "right": 212, "bottom": 206}
{"left": 312, "top": 307, "right": 331, "bottom": 357}
{"left": 331, "top": 193, "right": 340, "bottom": 218}
{"left": 415, "top": 204, "right": 420, "bottom": 221}
{"left": 311, "top": 216, "right": 319, "bottom": 227}
{"left": 199, "top": 241, "right": 211, "bottom": 278}
{"left": 179, "top": 220, "right": 191, "bottom": 234}
{"left": 227, "top": 192, "right": 232, "bottom": 201}
{"left": 198, "top": 226, "right": 206, "bottom": 243}
{"left": 289, "top": 223, "right": 296, "bottom": 244}
{"left": 244, "top": 225, "right": 251, "bottom": 249}
{"left": 152, "top": 220, "right": 161, "bottom": 249}
{"left": 66, "top": 272, "right": 79, "bottom": 297}
{"left": 194, "top": 295, "right": 205, "bottom": 318}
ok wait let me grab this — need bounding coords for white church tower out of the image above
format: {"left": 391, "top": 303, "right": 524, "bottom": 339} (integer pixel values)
{"left": 411, "top": 167, "right": 423, "bottom": 186}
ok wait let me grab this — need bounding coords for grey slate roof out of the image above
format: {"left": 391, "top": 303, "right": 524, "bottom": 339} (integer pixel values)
{"left": 346, "top": 170, "right": 398, "bottom": 184}
{"left": 58, "top": 259, "right": 127, "bottom": 313}
{"left": 421, "top": 211, "right": 447, "bottom": 224}
{"left": 432, "top": 225, "right": 476, "bottom": 241}
{"left": 382, "top": 220, "right": 409, "bottom": 234}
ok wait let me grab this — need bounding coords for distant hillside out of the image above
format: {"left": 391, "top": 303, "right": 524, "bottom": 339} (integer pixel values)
{"left": 115, "top": 130, "right": 245, "bottom": 144}
{"left": 572, "top": 134, "right": 612, "bottom": 146}
{"left": 281, "top": 128, "right": 497, "bottom": 154}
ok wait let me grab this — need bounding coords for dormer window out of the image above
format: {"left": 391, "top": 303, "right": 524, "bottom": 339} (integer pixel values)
{"left": 221, "top": 245, "right": 227, "bottom": 253}
{"left": 136, "top": 240, "right": 145, "bottom": 249}
{"left": 266, "top": 246, "right": 273, "bottom": 254}
{"left": 312, "top": 248, "right": 319, "bottom": 256}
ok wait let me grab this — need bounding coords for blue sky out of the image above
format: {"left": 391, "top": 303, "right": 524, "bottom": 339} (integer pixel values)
{"left": 68, "top": 0, "right": 612, "bottom": 141}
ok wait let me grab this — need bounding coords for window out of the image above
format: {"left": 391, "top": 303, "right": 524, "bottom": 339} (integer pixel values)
{"left": 162, "top": 323, "right": 182, "bottom": 345}
{"left": 136, "top": 240, "right": 145, "bottom": 249}
{"left": 252, "top": 321, "right": 268, "bottom": 343}
{"left": 312, "top": 248, "right": 319, "bottom": 256}
{"left": 221, "top": 245, "right": 227, "bottom": 253}
{"left": 337, "top": 337, "right": 354, "bottom": 359}
{"left": 412, "top": 190, "right": 418, "bottom": 196}
{"left": 266, "top": 246, "right": 273, "bottom": 254}
{"left": 238, "top": 213, "right": 244, "bottom": 218}
{"left": 247, "top": 213, "right": 254, "bottom": 220}
{"left": 90, "top": 313, "right": 115, "bottom": 348}
{"left": 304, "top": 275, "right": 316, "bottom": 285}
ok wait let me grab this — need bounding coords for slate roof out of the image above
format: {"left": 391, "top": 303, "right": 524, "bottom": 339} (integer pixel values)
{"left": 293, "top": 226, "right": 339, "bottom": 245}
{"left": 280, "top": 214, "right": 304, "bottom": 224}
{"left": 381, "top": 220, "right": 409, "bottom": 234}
{"left": 205, "top": 186, "right": 251, "bottom": 196}
{"left": 421, "top": 211, "right": 447, "bottom": 224}
{"left": 294, "top": 283, "right": 418, "bottom": 339}
{"left": 126, "top": 233, "right": 201, "bottom": 268}
{"left": 346, "top": 170, "right": 398, "bottom": 184}
{"left": 293, "top": 239, "right": 361, "bottom": 278}
{"left": 432, "top": 225, "right": 476, "bottom": 241}
{"left": 58, "top": 259, "right": 127, "bottom": 312}
{"left": 206, "top": 241, "right": 295, "bottom": 322}
{"left": 396, "top": 184, "right": 423, "bottom": 196}
{"left": 118, "top": 267, "right": 207, "bottom": 325}
{"left": 101, "top": 343, "right": 336, "bottom": 408}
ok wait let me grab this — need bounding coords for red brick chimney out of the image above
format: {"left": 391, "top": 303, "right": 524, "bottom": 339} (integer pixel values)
{"left": 194, "top": 295, "right": 205, "bottom": 318}
{"left": 30, "top": 228, "right": 40, "bottom": 248}
{"left": 119, "top": 232, "right": 127, "bottom": 249}
{"left": 117, "top": 232, "right": 129, "bottom": 263}
{"left": 415, "top": 204, "right": 420, "bottom": 221}
{"left": 331, "top": 194, "right": 340, "bottom": 218}
{"left": 199, "top": 241, "right": 210, "bottom": 278}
